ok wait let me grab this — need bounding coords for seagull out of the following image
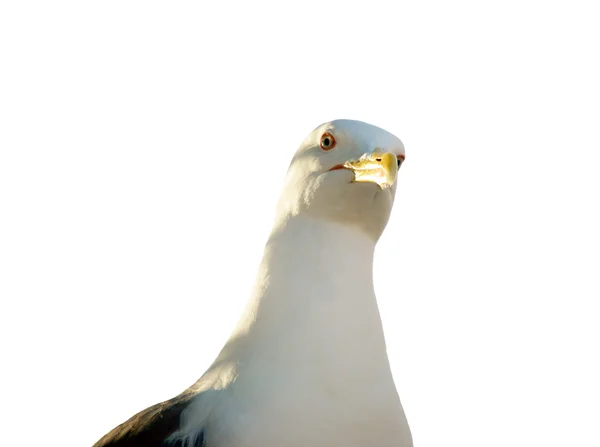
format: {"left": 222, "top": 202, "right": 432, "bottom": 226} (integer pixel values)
{"left": 93, "top": 119, "right": 412, "bottom": 447}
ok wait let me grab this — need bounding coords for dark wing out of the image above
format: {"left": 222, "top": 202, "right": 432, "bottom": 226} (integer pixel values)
{"left": 93, "top": 392, "right": 204, "bottom": 447}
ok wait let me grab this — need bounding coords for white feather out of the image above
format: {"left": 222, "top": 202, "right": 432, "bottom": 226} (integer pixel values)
{"left": 170, "top": 120, "right": 412, "bottom": 446}
{"left": 171, "top": 216, "right": 411, "bottom": 447}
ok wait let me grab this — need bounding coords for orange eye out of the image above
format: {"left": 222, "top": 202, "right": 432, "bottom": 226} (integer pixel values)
{"left": 319, "top": 132, "right": 336, "bottom": 151}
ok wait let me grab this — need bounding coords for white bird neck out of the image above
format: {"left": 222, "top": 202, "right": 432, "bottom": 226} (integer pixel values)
{"left": 221, "top": 214, "right": 393, "bottom": 383}
{"left": 182, "top": 215, "right": 410, "bottom": 447}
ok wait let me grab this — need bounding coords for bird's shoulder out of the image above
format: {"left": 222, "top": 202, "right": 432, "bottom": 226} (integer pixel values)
{"left": 92, "top": 391, "right": 204, "bottom": 447}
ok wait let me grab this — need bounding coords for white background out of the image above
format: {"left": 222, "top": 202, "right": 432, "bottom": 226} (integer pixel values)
{"left": 1, "top": 1, "right": 599, "bottom": 446}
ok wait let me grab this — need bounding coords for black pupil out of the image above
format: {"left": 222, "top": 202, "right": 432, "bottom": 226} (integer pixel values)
{"left": 323, "top": 137, "right": 330, "bottom": 146}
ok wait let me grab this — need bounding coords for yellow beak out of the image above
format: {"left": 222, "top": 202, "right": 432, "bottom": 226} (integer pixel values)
{"left": 342, "top": 151, "right": 399, "bottom": 189}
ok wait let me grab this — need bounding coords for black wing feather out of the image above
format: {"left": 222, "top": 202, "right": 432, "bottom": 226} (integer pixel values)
{"left": 93, "top": 392, "right": 204, "bottom": 447}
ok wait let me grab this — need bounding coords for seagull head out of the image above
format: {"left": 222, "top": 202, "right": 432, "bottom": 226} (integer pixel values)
{"left": 276, "top": 119, "right": 406, "bottom": 241}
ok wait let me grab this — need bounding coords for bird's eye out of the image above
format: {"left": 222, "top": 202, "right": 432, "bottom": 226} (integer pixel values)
{"left": 320, "top": 132, "right": 336, "bottom": 151}
{"left": 397, "top": 154, "right": 405, "bottom": 168}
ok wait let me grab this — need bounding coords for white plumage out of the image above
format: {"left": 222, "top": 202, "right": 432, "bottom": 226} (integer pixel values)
{"left": 94, "top": 119, "right": 412, "bottom": 447}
